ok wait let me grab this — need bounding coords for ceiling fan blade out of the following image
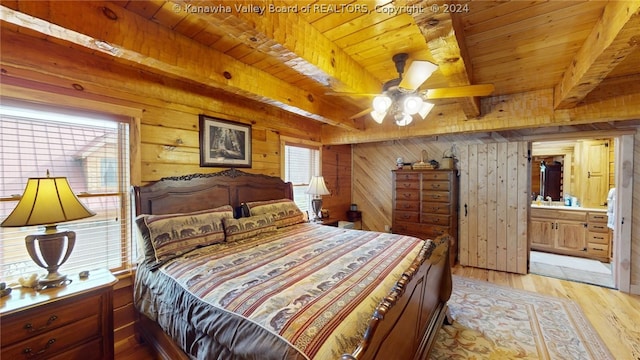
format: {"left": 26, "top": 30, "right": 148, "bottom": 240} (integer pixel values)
{"left": 349, "top": 107, "right": 373, "bottom": 119}
{"left": 325, "top": 92, "right": 379, "bottom": 97}
{"left": 424, "top": 84, "right": 495, "bottom": 99}
{"left": 399, "top": 60, "right": 438, "bottom": 91}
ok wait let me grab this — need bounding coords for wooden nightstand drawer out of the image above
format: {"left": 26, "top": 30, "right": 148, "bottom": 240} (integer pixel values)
{"left": 49, "top": 338, "right": 104, "bottom": 360}
{"left": 1, "top": 294, "right": 100, "bottom": 346}
{"left": 2, "top": 315, "right": 100, "bottom": 359}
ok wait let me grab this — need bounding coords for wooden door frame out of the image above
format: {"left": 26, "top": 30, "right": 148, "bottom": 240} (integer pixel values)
{"left": 528, "top": 133, "right": 635, "bottom": 293}
{"left": 614, "top": 134, "right": 634, "bottom": 293}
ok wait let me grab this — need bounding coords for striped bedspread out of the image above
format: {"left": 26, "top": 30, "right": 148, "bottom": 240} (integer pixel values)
{"left": 136, "top": 223, "right": 424, "bottom": 359}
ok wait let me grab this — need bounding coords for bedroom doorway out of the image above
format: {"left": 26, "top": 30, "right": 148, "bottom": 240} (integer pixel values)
{"left": 528, "top": 134, "right": 634, "bottom": 291}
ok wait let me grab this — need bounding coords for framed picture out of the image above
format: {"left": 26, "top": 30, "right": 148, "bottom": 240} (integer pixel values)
{"left": 199, "top": 115, "right": 252, "bottom": 168}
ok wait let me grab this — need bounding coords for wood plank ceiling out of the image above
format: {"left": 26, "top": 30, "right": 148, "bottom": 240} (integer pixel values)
{"left": 1, "top": 0, "right": 639, "bottom": 143}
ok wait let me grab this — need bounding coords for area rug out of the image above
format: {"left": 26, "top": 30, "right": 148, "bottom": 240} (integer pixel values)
{"left": 429, "top": 276, "right": 613, "bottom": 359}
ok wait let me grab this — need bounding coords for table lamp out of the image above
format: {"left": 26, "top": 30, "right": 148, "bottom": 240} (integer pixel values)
{"left": 305, "top": 176, "right": 330, "bottom": 221}
{"left": 0, "top": 171, "right": 95, "bottom": 288}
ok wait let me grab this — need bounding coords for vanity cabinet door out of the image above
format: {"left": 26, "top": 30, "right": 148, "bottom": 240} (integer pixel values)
{"left": 555, "top": 221, "right": 587, "bottom": 253}
{"left": 530, "top": 219, "right": 554, "bottom": 250}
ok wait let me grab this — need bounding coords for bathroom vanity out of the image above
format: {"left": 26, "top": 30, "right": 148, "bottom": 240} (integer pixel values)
{"left": 530, "top": 204, "right": 610, "bottom": 262}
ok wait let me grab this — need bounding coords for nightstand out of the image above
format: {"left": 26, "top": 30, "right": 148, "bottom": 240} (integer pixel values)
{"left": 1, "top": 268, "right": 117, "bottom": 360}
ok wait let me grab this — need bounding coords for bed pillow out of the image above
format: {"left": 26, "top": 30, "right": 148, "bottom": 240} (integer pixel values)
{"left": 244, "top": 198, "right": 306, "bottom": 228}
{"left": 222, "top": 214, "right": 277, "bottom": 242}
{"left": 136, "top": 205, "right": 234, "bottom": 265}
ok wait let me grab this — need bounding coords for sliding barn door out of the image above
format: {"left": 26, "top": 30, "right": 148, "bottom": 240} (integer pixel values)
{"left": 458, "top": 142, "right": 531, "bottom": 274}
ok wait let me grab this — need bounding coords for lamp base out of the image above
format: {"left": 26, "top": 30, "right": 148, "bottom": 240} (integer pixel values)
{"left": 25, "top": 228, "right": 76, "bottom": 290}
{"left": 311, "top": 198, "right": 323, "bottom": 221}
{"left": 37, "top": 273, "right": 71, "bottom": 289}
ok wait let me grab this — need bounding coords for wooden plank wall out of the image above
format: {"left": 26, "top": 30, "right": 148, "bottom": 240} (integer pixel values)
{"left": 321, "top": 145, "right": 352, "bottom": 222}
{"left": 352, "top": 138, "right": 455, "bottom": 232}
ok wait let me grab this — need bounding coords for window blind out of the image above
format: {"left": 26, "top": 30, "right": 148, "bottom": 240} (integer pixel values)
{"left": 284, "top": 144, "right": 320, "bottom": 215}
{"left": 0, "top": 102, "right": 133, "bottom": 281}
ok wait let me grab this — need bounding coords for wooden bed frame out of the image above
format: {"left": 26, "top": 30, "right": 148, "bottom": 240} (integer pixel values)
{"left": 134, "top": 168, "right": 452, "bottom": 360}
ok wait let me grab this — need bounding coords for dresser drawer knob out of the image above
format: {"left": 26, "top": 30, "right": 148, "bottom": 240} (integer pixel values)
{"left": 23, "top": 338, "right": 56, "bottom": 356}
{"left": 24, "top": 315, "right": 58, "bottom": 332}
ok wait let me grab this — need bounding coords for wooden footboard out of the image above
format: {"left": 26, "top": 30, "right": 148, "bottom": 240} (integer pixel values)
{"left": 341, "top": 235, "right": 452, "bottom": 360}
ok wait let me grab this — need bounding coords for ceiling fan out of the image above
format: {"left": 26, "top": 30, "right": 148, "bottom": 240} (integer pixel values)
{"left": 327, "top": 53, "right": 495, "bottom": 125}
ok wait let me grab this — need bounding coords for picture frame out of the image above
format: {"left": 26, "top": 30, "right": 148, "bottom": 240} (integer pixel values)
{"left": 199, "top": 115, "right": 252, "bottom": 168}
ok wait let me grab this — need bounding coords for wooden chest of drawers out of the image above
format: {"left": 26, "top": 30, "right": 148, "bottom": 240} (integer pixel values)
{"left": 1, "top": 269, "right": 117, "bottom": 360}
{"left": 392, "top": 169, "right": 459, "bottom": 266}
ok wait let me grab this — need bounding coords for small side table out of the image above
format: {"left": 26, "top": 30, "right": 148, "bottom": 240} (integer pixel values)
{"left": 1, "top": 268, "right": 118, "bottom": 360}
{"left": 347, "top": 210, "right": 362, "bottom": 229}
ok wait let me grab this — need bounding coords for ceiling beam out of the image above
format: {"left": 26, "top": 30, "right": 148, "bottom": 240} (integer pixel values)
{"left": 322, "top": 89, "right": 640, "bottom": 145}
{"left": 554, "top": 1, "right": 640, "bottom": 109}
{"left": 178, "top": 0, "right": 382, "bottom": 95}
{"left": 0, "top": 2, "right": 361, "bottom": 130}
{"left": 410, "top": 1, "right": 481, "bottom": 118}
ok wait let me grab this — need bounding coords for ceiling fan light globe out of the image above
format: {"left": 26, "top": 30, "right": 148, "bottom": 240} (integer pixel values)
{"left": 370, "top": 110, "right": 386, "bottom": 124}
{"left": 394, "top": 112, "right": 413, "bottom": 126}
{"left": 372, "top": 95, "right": 392, "bottom": 113}
{"left": 403, "top": 95, "right": 423, "bottom": 115}
{"left": 418, "top": 101, "right": 435, "bottom": 119}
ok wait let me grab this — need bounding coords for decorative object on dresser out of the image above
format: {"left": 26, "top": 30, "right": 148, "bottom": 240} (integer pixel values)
{"left": 306, "top": 175, "right": 330, "bottom": 221}
{"left": 0, "top": 171, "right": 96, "bottom": 289}
{"left": 392, "top": 169, "right": 459, "bottom": 266}
{"left": 0, "top": 268, "right": 117, "bottom": 360}
{"left": 198, "top": 114, "right": 252, "bottom": 168}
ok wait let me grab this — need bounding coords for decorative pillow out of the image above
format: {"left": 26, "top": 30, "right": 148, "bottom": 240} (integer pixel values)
{"left": 223, "top": 214, "right": 277, "bottom": 242}
{"left": 136, "top": 205, "right": 234, "bottom": 265}
{"left": 244, "top": 199, "right": 306, "bottom": 228}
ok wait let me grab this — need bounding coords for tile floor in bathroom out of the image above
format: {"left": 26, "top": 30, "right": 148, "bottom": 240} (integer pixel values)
{"left": 529, "top": 251, "right": 615, "bottom": 288}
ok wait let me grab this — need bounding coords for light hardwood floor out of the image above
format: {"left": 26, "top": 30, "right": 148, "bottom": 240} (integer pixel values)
{"left": 116, "top": 264, "right": 640, "bottom": 360}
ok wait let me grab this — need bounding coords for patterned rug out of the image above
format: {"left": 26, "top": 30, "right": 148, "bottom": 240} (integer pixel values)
{"left": 429, "top": 276, "right": 613, "bottom": 359}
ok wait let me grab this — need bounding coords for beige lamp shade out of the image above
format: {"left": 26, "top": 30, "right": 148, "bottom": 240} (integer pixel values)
{"left": 305, "top": 176, "right": 330, "bottom": 196}
{"left": 1, "top": 176, "right": 95, "bottom": 228}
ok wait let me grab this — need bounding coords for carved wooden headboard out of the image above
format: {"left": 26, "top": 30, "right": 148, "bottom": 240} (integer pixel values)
{"left": 134, "top": 168, "right": 294, "bottom": 216}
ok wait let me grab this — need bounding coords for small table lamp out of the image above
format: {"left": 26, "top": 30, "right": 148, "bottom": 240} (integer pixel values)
{"left": 1, "top": 172, "right": 95, "bottom": 288}
{"left": 306, "top": 176, "right": 330, "bottom": 221}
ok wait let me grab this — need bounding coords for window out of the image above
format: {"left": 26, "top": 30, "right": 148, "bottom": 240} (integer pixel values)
{"left": 0, "top": 100, "right": 132, "bottom": 281}
{"left": 283, "top": 143, "right": 320, "bottom": 215}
